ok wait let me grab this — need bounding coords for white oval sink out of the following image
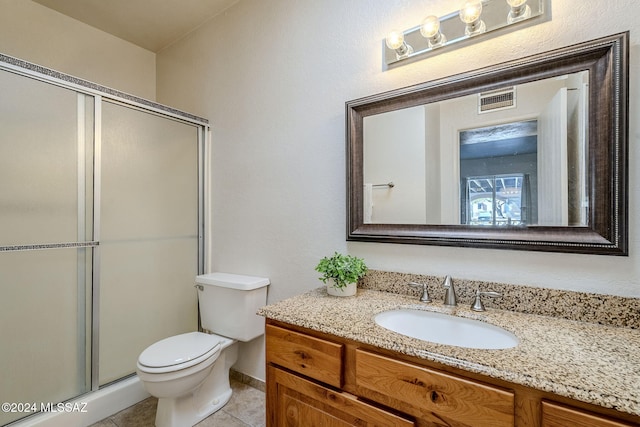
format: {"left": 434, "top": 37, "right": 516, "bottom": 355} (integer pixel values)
{"left": 374, "top": 308, "right": 519, "bottom": 349}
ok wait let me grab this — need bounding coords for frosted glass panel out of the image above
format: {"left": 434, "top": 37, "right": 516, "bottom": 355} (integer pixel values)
{"left": 0, "top": 249, "right": 91, "bottom": 426}
{"left": 99, "top": 240, "right": 198, "bottom": 384}
{"left": 101, "top": 103, "right": 199, "bottom": 240}
{"left": 99, "top": 101, "right": 199, "bottom": 384}
{"left": 0, "top": 70, "right": 94, "bottom": 246}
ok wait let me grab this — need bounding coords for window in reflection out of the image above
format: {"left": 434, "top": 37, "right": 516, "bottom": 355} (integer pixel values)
{"left": 459, "top": 120, "right": 537, "bottom": 225}
{"left": 464, "top": 174, "right": 531, "bottom": 226}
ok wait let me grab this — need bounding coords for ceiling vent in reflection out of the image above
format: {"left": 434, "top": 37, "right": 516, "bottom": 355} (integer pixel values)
{"left": 478, "top": 86, "right": 516, "bottom": 114}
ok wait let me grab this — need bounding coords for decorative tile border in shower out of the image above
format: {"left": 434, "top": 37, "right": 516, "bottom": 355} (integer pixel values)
{"left": 360, "top": 269, "right": 640, "bottom": 329}
{"left": 0, "top": 241, "right": 99, "bottom": 252}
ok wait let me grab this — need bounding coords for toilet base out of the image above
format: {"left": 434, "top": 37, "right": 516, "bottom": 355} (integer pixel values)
{"left": 155, "top": 388, "right": 232, "bottom": 427}
{"left": 151, "top": 340, "right": 238, "bottom": 427}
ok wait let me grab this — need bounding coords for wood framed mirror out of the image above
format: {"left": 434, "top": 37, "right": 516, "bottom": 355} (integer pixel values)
{"left": 347, "top": 32, "right": 628, "bottom": 255}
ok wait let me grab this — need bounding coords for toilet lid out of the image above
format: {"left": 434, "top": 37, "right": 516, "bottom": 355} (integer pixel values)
{"left": 138, "top": 332, "right": 221, "bottom": 369}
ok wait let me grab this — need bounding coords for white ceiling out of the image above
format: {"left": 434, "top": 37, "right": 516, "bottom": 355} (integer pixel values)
{"left": 32, "top": 0, "right": 239, "bottom": 52}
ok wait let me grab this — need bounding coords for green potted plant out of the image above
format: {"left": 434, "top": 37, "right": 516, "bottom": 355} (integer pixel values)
{"left": 315, "top": 252, "right": 367, "bottom": 297}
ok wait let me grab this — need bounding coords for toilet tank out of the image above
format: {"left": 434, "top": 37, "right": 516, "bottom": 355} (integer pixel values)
{"left": 195, "top": 272, "right": 270, "bottom": 342}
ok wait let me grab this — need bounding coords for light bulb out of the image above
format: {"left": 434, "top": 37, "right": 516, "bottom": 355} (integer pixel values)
{"left": 420, "top": 16, "right": 440, "bottom": 38}
{"left": 420, "top": 15, "right": 447, "bottom": 48}
{"left": 459, "top": 0, "right": 483, "bottom": 24}
{"left": 385, "top": 30, "right": 413, "bottom": 59}
{"left": 385, "top": 30, "right": 405, "bottom": 50}
{"left": 459, "top": 0, "right": 486, "bottom": 36}
{"left": 506, "top": 0, "right": 531, "bottom": 23}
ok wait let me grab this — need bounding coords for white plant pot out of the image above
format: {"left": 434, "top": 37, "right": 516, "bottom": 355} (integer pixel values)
{"left": 326, "top": 280, "right": 357, "bottom": 297}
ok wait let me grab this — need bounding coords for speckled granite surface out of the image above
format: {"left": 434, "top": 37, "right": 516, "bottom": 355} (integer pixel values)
{"left": 258, "top": 287, "right": 640, "bottom": 416}
{"left": 361, "top": 270, "right": 640, "bottom": 329}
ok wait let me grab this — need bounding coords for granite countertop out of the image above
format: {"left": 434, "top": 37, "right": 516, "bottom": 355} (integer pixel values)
{"left": 258, "top": 287, "right": 640, "bottom": 416}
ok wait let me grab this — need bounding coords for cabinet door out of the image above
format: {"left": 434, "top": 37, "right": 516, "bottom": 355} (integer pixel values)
{"left": 270, "top": 366, "right": 415, "bottom": 427}
{"left": 542, "top": 401, "right": 636, "bottom": 427}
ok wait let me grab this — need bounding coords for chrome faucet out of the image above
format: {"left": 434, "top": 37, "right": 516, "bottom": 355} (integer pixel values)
{"left": 471, "top": 288, "right": 502, "bottom": 312}
{"left": 442, "top": 275, "right": 457, "bottom": 306}
{"left": 408, "top": 282, "right": 431, "bottom": 303}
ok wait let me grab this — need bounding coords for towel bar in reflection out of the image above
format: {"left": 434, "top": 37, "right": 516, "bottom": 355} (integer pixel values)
{"left": 372, "top": 182, "right": 395, "bottom": 188}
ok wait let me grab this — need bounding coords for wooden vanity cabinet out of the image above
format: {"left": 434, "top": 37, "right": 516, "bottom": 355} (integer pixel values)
{"left": 265, "top": 320, "right": 640, "bottom": 427}
{"left": 266, "top": 324, "right": 415, "bottom": 426}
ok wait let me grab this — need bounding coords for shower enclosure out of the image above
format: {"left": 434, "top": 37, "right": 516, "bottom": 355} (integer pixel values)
{"left": 0, "top": 54, "right": 208, "bottom": 426}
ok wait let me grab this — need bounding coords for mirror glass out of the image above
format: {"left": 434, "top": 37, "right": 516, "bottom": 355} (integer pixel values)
{"left": 363, "top": 71, "right": 589, "bottom": 227}
{"left": 347, "top": 33, "right": 628, "bottom": 255}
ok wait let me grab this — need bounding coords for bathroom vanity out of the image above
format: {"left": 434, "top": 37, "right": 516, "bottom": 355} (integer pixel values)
{"left": 260, "top": 282, "right": 640, "bottom": 427}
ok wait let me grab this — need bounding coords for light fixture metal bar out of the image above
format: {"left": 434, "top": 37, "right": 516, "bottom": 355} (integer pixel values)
{"left": 384, "top": 0, "right": 547, "bottom": 66}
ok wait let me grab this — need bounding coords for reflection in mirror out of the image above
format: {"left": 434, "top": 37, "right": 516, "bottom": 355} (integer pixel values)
{"left": 348, "top": 33, "right": 628, "bottom": 255}
{"left": 363, "top": 71, "right": 589, "bottom": 227}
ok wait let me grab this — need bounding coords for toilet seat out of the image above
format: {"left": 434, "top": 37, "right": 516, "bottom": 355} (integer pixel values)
{"left": 138, "top": 332, "right": 221, "bottom": 374}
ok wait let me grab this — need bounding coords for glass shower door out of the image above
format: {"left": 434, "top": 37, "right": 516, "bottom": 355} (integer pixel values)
{"left": 0, "top": 57, "right": 206, "bottom": 426}
{"left": 0, "top": 70, "right": 94, "bottom": 425}
{"left": 98, "top": 101, "right": 200, "bottom": 385}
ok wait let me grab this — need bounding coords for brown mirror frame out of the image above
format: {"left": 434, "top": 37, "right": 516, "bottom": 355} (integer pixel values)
{"left": 347, "top": 32, "right": 628, "bottom": 255}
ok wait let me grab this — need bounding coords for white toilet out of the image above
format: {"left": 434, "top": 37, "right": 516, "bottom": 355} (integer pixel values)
{"left": 136, "top": 272, "right": 270, "bottom": 427}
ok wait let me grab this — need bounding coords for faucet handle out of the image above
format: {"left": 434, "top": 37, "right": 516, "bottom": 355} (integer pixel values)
{"left": 471, "top": 288, "right": 502, "bottom": 312}
{"left": 407, "top": 282, "right": 432, "bottom": 303}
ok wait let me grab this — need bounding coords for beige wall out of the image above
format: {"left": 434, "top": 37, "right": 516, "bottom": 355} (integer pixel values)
{"left": 156, "top": 0, "right": 640, "bottom": 381}
{"left": 0, "top": 0, "right": 156, "bottom": 99}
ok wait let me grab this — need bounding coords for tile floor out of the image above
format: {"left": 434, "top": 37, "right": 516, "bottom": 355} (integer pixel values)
{"left": 89, "top": 379, "right": 265, "bottom": 427}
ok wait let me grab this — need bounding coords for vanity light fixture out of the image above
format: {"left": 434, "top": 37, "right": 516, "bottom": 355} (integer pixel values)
{"left": 420, "top": 15, "right": 447, "bottom": 48}
{"left": 459, "top": 0, "right": 486, "bottom": 36}
{"left": 383, "top": 0, "right": 547, "bottom": 67}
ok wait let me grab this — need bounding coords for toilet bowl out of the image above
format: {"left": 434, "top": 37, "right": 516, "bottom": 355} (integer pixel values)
{"left": 136, "top": 273, "right": 269, "bottom": 427}
{"left": 137, "top": 332, "right": 237, "bottom": 427}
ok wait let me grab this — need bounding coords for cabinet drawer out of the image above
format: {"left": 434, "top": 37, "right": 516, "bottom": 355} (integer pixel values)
{"left": 355, "top": 349, "right": 514, "bottom": 427}
{"left": 271, "top": 366, "right": 415, "bottom": 427}
{"left": 542, "top": 401, "right": 636, "bottom": 427}
{"left": 266, "top": 324, "right": 343, "bottom": 388}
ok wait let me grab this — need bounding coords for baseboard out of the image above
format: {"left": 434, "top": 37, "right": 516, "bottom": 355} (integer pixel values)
{"left": 230, "top": 369, "right": 266, "bottom": 393}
